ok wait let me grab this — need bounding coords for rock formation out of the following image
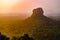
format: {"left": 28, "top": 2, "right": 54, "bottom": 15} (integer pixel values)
{"left": 23, "top": 8, "right": 59, "bottom": 40}
{"left": 32, "top": 8, "right": 44, "bottom": 16}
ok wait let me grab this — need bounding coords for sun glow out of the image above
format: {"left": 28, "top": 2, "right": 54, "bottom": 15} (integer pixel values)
{"left": 0, "top": 0, "right": 22, "bottom": 14}
{"left": 2, "top": 0, "right": 20, "bottom": 5}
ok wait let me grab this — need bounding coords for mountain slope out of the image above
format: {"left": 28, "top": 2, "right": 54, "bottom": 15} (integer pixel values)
{"left": 23, "top": 8, "right": 60, "bottom": 40}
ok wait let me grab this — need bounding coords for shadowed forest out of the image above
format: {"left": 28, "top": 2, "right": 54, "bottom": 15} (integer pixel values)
{"left": 0, "top": 8, "right": 60, "bottom": 40}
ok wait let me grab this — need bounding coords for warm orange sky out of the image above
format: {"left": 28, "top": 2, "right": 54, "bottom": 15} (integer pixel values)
{"left": 0, "top": 0, "right": 33, "bottom": 17}
{"left": 0, "top": 0, "right": 23, "bottom": 14}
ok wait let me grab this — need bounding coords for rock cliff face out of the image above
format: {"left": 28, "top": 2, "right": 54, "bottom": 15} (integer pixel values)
{"left": 32, "top": 8, "right": 44, "bottom": 16}
{"left": 25, "top": 8, "right": 55, "bottom": 25}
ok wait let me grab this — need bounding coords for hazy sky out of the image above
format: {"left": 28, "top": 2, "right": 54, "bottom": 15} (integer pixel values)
{"left": 0, "top": 0, "right": 60, "bottom": 16}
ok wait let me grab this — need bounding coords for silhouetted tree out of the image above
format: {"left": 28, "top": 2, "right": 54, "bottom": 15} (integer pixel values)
{"left": 0, "top": 32, "right": 7, "bottom": 40}
{"left": 11, "top": 36, "right": 17, "bottom": 40}
{"left": 6, "top": 37, "right": 10, "bottom": 40}
{"left": 18, "top": 34, "right": 34, "bottom": 40}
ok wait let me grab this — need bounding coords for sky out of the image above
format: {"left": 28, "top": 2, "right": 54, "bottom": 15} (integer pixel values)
{"left": 0, "top": 0, "right": 60, "bottom": 16}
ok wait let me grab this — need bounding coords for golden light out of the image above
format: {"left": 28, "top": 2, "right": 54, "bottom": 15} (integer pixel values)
{"left": 2, "top": 0, "right": 20, "bottom": 5}
{"left": 0, "top": 0, "right": 22, "bottom": 14}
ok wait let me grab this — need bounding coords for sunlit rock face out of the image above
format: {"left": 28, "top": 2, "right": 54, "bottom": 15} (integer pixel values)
{"left": 32, "top": 8, "right": 44, "bottom": 17}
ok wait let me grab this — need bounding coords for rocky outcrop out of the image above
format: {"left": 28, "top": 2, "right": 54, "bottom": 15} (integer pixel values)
{"left": 23, "top": 8, "right": 59, "bottom": 40}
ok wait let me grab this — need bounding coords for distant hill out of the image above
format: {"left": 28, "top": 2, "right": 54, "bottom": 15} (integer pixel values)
{"left": 23, "top": 8, "right": 60, "bottom": 40}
